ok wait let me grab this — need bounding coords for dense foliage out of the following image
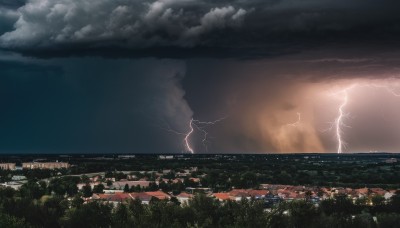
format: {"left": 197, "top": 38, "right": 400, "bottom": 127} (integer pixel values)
{"left": 0, "top": 182, "right": 400, "bottom": 228}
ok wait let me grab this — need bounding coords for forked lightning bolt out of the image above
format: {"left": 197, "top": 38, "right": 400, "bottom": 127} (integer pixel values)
{"left": 332, "top": 88, "right": 351, "bottom": 154}
{"left": 184, "top": 119, "right": 195, "bottom": 153}
{"left": 163, "top": 117, "right": 226, "bottom": 154}
{"left": 329, "top": 83, "right": 400, "bottom": 154}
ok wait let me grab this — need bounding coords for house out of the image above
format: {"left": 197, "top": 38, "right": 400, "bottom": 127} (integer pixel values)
{"left": 22, "top": 162, "right": 69, "bottom": 169}
{"left": 11, "top": 175, "right": 27, "bottom": 181}
{"left": 248, "top": 189, "right": 268, "bottom": 198}
{"left": 0, "top": 182, "right": 23, "bottom": 190}
{"left": 93, "top": 192, "right": 133, "bottom": 202}
{"left": 92, "top": 193, "right": 131, "bottom": 206}
{"left": 130, "top": 192, "right": 153, "bottom": 204}
{"left": 146, "top": 191, "right": 171, "bottom": 200}
{"left": 104, "top": 189, "right": 123, "bottom": 194}
{"left": 185, "top": 187, "right": 212, "bottom": 194}
{"left": 176, "top": 192, "right": 193, "bottom": 204}
{"left": 370, "top": 188, "right": 386, "bottom": 196}
{"left": 229, "top": 189, "right": 250, "bottom": 201}
{"left": 355, "top": 188, "right": 369, "bottom": 195}
{"left": 384, "top": 192, "right": 394, "bottom": 200}
{"left": 0, "top": 163, "right": 16, "bottom": 170}
{"left": 162, "top": 169, "right": 172, "bottom": 174}
{"left": 94, "top": 192, "right": 153, "bottom": 205}
{"left": 77, "top": 182, "right": 101, "bottom": 190}
{"left": 213, "top": 193, "right": 230, "bottom": 201}
{"left": 112, "top": 181, "right": 152, "bottom": 190}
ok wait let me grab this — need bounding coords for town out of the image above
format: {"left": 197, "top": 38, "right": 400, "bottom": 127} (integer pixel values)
{"left": 0, "top": 154, "right": 399, "bottom": 227}
{"left": 0, "top": 160, "right": 395, "bottom": 207}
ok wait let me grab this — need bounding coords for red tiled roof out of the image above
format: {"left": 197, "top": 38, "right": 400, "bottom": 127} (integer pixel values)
{"left": 356, "top": 188, "right": 368, "bottom": 194}
{"left": 213, "top": 193, "right": 230, "bottom": 201}
{"left": 229, "top": 189, "right": 249, "bottom": 197}
{"left": 95, "top": 193, "right": 132, "bottom": 202}
{"left": 146, "top": 191, "right": 171, "bottom": 200}
{"left": 131, "top": 192, "right": 152, "bottom": 201}
{"left": 248, "top": 189, "right": 268, "bottom": 197}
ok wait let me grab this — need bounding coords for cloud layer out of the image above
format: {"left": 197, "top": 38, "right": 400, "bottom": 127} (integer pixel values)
{"left": 0, "top": 0, "right": 246, "bottom": 55}
{"left": 1, "top": 0, "right": 400, "bottom": 57}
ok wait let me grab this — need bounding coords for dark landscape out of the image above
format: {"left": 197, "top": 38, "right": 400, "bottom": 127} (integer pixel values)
{"left": 0, "top": 154, "right": 398, "bottom": 227}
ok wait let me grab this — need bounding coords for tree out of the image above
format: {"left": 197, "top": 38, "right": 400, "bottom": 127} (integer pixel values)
{"left": 71, "top": 195, "right": 84, "bottom": 208}
{"left": 286, "top": 200, "right": 319, "bottom": 228}
{"left": 320, "top": 194, "right": 356, "bottom": 216}
{"left": 82, "top": 184, "right": 92, "bottom": 198}
{"left": 372, "top": 195, "right": 385, "bottom": 206}
{"left": 66, "top": 182, "right": 78, "bottom": 196}
{"left": 93, "top": 184, "right": 105, "bottom": 194}
{"left": 377, "top": 213, "right": 400, "bottom": 228}
{"left": 19, "top": 180, "right": 46, "bottom": 199}
{"left": 170, "top": 197, "right": 180, "bottom": 206}
{"left": 112, "top": 204, "right": 133, "bottom": 228}
{"left": 48, "top": 176, "right": 80, "bottom": 196}
{"left": 80, "top": 175, "right": 90, "bottom": 184}
{"left": 124, "top": 184, "right": 130, "bottom": 193}
{"left": 40, "top": 196, "right": 69, "bottom": 227}
{"left": 390, "top": 190, "right": 400, "bottom": 212}
{"left": 305, "top": 191, "right": 312, "bottom": 202}
{"left": 352, "top": 212, "right": 375, "bottom": 228}
{"left": 128, "top": 198, "right": 148, "bottom": 226}
{"left": 188, "top": 194, "right": 219, "bottom": 226}
{"left": 355, "top": 196, "right": 368, "bottom": 206}
{"left": 0, "top": 213, "right": 30, "bottom": 228}
{"left": 61, "top": 202, "right": 112, "bottom": 228}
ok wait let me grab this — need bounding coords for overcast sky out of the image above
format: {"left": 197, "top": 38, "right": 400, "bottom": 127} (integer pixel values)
{"left": 2, "top": 0, "right": 400, "bottom": 153}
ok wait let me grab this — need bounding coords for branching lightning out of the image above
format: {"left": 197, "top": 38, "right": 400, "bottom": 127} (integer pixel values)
{"left": 184, "top": 119, "right": 195, "bottom": 153}
{"left": 163, "top": 116, "right": 227, "bottom": 154}
{"left": 328, "top": 82, "right": 400, "bottom": 154}
{"left": 285, "top": 112, "right": 302, "bottom": 127}
{"left": 331, "top": 88, "right": 352, "bottom": 154}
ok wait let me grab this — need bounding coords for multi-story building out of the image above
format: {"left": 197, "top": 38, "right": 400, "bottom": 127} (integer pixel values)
{"left": 22, "top": 162, "right": 70, "bottom": 169}
{"left": 0, "top": 163, "right": 16, "bottom": 170}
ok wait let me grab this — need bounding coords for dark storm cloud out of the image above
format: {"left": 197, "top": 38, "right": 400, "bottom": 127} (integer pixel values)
{"left": 1, "top": 0, "right": 400, "bottom": 58}
{"left": 0, "top": 53, "right": 192, "bottom": 153}
{"left": 0, "top": 0, "right": 26, "bottom": 8}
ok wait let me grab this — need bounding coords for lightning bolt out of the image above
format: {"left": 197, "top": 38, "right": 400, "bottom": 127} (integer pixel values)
{"left": 285, "top": 112, "right": 301, "bottom": 127}
{"left": 184, "top": 119, "right": 195, "bottom": 154}
{"left": 328, "top": 82, "right": 400, "bottom": 154}
{"left": 162, "top": 116, "right": 227, "bottom": 154}
{"left": 334, "top": 89, "right": 350, "bottom": 154}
